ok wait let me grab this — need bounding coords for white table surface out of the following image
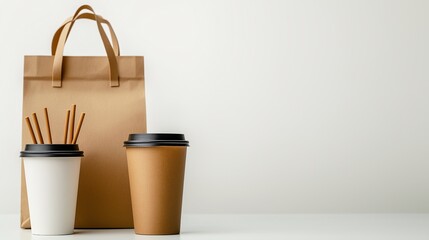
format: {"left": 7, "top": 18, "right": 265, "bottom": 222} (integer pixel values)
{"left": 2, "top": 214, "right": 429, "bottom": 240}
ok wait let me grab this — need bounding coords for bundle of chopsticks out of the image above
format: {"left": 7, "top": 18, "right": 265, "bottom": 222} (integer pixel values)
{"left": 25, "top": 104, "right": 86, "bottom": 145}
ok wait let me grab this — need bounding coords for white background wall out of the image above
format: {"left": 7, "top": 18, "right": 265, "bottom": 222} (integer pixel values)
{"left": 1, "top": 0, "right": 429, "bottom": 214}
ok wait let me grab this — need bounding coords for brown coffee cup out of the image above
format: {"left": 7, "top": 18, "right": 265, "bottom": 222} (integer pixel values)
{"left": 124, "top": 133, "right": 189, "bottom": 235}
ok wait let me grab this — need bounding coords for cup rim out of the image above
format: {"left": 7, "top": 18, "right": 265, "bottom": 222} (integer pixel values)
{"left": 20, "top": 144, "right": 84, "bottom": 158}
{"left": 124, "top": 133, "right": 189, "bottom": 147}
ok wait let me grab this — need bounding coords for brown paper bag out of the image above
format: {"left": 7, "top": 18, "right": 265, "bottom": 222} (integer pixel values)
{"left": 21, "top": 5, "right": 145, "bottom": 228}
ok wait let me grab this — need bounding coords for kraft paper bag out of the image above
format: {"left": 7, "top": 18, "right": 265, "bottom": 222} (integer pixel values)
{"left": 21, "top": 5, "right": 146, "bottom": 228}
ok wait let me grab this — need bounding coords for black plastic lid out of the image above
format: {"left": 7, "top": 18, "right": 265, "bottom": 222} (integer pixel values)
{"left": 124, "top": 133, "right": 189, "bottom": 147}
{"left": 20, "top": 144, "right": 84, "bottom": 157}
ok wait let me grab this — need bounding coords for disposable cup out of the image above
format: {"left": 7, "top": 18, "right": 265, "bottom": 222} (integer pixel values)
{"left": 124, "top": 133, "right": 189, "bottom": 235}
{"left": 20, "top": 144, "right": 83, "bottom": 235}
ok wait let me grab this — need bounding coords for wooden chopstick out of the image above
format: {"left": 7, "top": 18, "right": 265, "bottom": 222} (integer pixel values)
{"left": 32, "top": 113, "right": 44, "bottom": 144}
{"left": 63, "top": 110, "right": 70, "bottom": 144}
{"left": 68, "top": 104, "right": 76, "bottom": 144}
{"left": 44, "top": 108, "right": 53, "bottom": 144}
{"left": 25, "top": 106, "right": 87, "bottom": 145}
{"left": 25, "top": 117, "right": 37, "bottom": 144}
{"left": 72, "top": 113, "right": 86, "bottom": 144}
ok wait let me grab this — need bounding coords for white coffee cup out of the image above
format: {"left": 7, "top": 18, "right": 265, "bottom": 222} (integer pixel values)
{"left": 21, "top": 144, "right": 83, "bottom": 235}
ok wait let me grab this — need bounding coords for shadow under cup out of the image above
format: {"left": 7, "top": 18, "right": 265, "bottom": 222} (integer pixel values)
{"left": 20, "top": 144, "right": 83, "bottom": 235}
{"left": 124, "top": 133, "right": 189, "bottom": 235}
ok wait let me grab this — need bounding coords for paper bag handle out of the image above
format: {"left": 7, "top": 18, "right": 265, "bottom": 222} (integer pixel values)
{"left": 51, "top": 12, "right": 120, "bottom": 56}
{"left": 52, "top": 5, "right": 119, "bottom": 87}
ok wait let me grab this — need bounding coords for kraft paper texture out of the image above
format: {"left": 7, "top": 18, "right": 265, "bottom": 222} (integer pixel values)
{"left": 126, "top": 146, "right": 187, "bottom": 234}
{"left": 21, "top": 5, "right": 146, "bottom": 228}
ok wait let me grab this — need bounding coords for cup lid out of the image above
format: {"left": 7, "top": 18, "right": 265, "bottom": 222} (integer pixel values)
{"left": 20, "top": 144, "right": 84, "bottom": 157}
{"left": 124, "top": 133, "right": 189, "bottom": 147}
